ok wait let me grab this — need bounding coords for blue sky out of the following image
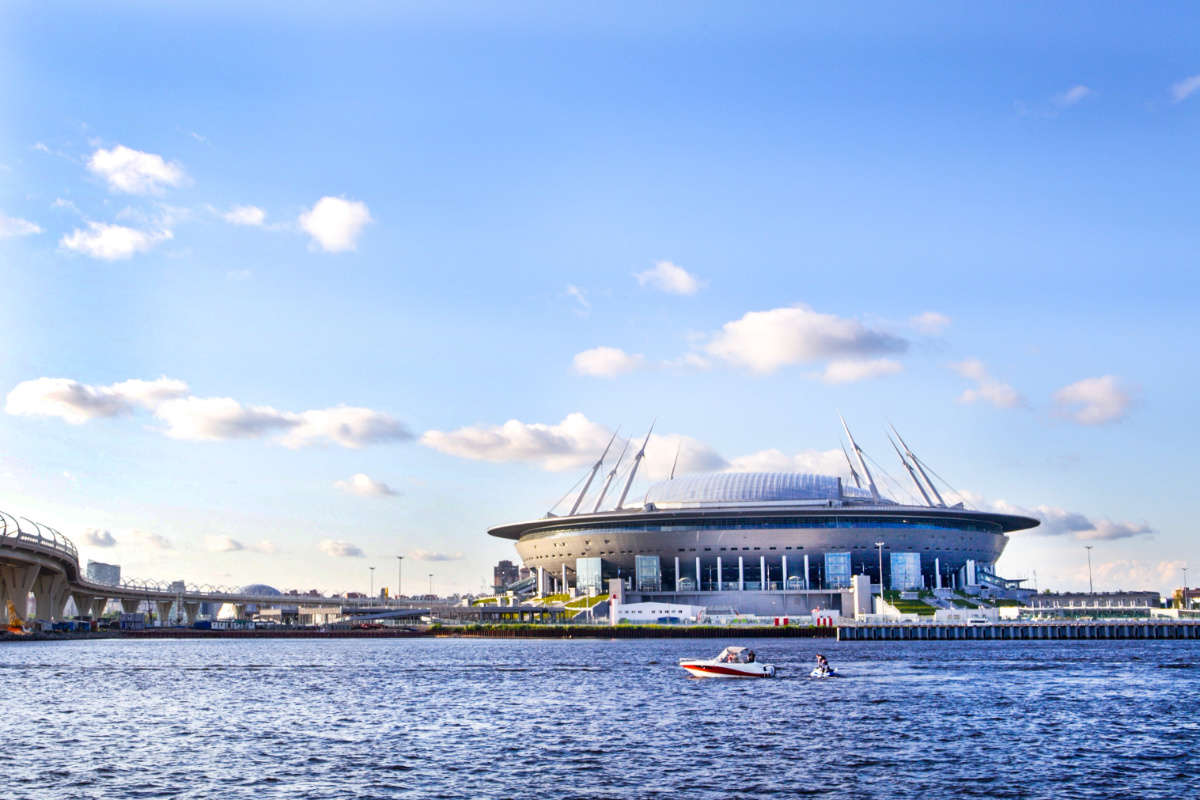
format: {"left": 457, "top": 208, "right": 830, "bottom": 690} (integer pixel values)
{"left": 1, "top": 2, "right": 1197, "bottom": 595}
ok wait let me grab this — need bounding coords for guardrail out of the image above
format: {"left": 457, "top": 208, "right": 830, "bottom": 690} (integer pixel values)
{"left": 0, "top": 509, "right": 78, "bottom": 561}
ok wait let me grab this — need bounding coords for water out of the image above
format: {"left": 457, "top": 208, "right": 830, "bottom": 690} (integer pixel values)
{"left": 3, "top": 637, "right": 1199, "bottom": 799}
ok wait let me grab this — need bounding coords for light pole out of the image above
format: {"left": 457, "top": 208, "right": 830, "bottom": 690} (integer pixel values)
{"left": 1183, "top": 566, "right": 1189, "bottom": 609}
{"left": 875, "top": 541, "right": 886, "bottom": 607}
{"left": 397, "top": 555, "right": 404, "bottom": 601}
{"left": 428, "top": 573, "right": 434, "bottom": 598}
{"left": 1084, "top": 545, "right": 1094, "bottom": 595}
{"left": 369, "top": 566, "right": 375, "bottom": 598}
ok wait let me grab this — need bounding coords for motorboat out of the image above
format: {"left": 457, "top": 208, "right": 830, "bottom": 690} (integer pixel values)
{"left": 679, "top": 646, "right": 776, "bottom": 679}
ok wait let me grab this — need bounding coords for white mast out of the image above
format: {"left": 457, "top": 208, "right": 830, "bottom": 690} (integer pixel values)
{"left": 889, "top": 435, "right": 933, "bottom": 507}
{"left": 616, "top": 422, "right": 655, "bottom": 510}
{"left": 592, "top": 439, "right": 629, "bottom": 513}
{"left": 890, "top": 425, "right": 945, "bottom": 507}
{"left": 839, "top": 415, "right": 879, "bottom": 502}
{"left": 669, "top": 440, "right": 681, "bottom": 481}
{"left": 570, "top": 429, "right": 618, "bottom": 515}
{"left": 841, "top": 444, "right": 863, "bottom": 489}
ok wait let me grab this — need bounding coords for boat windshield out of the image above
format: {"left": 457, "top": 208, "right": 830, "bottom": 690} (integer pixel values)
{"left": 715, "top": 647, "right": 754, "bottom": 663}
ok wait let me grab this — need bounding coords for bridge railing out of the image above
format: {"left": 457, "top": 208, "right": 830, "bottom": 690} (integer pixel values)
{"left": 0, "top": 509, "right": 78, "bottom": 562}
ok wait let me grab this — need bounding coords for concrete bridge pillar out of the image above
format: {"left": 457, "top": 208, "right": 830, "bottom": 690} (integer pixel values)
{"left": 0, "top": 564, "right": 40, "bottom": 621}
{"left": 69, "top": 594, "right": 96, "bottom": 618}
{"left": 155, "top": 600, "right": 175, "bottom": 627}
{"left": 183, "top": 602, "right": 200, "bottom": 625}
{"left": 120, "top": 598, "right": 141, "bottom": 614}
{"left": 233, "top": 604, "right": 246, "bottom": 620}
{"left": 91, "top": 597, "right": 109, "bottom": 618}
{"left": 33, "top": 572, "right": 70, "bottom": 621}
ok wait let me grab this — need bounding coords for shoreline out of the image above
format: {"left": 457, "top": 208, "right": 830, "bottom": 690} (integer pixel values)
{"left": 2, "top": 624, "right": 835, "bottom": 642}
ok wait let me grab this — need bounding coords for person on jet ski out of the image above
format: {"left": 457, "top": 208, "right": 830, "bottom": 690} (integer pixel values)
{"left": 815, "top": 653, "right": 830, "bottom": 672}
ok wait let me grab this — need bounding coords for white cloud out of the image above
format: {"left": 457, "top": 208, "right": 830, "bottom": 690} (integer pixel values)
{"left": 820, "top": 358, "right": 903, "bottom": 384}
{"left": 422, "top": 412, "right": 615, "bottom": 471}
{"left": 205, "top": 535, "right": 245, "bottom": 552}
{"left": 641, "top": 434, "right": 729, "bottom": 482}
{"left": 989, "top": 499, "right": 1152, "bottom": 542}
{"left": 319, "top": 539, "right": 365, "bottom": 558}
{"left": 663, "top": 353, "right": 712, "bottom": 370}
{"left": 299, "top": 196, "right": 371, "bottom": 252}
{"left": 60, "top": 221, "right": 172, "bottom": 260}
{"left": 1052, "top": 375, "right": 1131, "bottom": 425}
{"left": 131, "top": 530, "right": 172, "bottom": 550}
{"left": 6, "top": 376, "right": 188, "bottom": 424}
{"left": 87, "top": 145, "right": 186, "bottom": 194}
{"left": 566, "top": 285, "right": 590, "bottom": 314}
{"left": 7, "top": 374, "right": 408, "bottom": 450}
{"left": 725, "top": 448, "right": 848, "bottom": 478}
{"left": 950, "top": 359, "right": 1025, "bottom": 409}
{"left": 910, "top": 311, "right": 951, "bottom": 335}
{"left": 82, "top": 528, "right": 116, "bottom": 547}
{"left": 154, "top": 396, "right": 295, "bottom": 441}
{"left": 222, "top": 205, "right": 266, "bottom": 226}
{"left": 572, "top": 346, "right": 645, "bottom": 377}
{"left": 1055, "top": 85, "right": 1093, "bottom": 106}
{"left": 705, "top": 305, "right": 907, "bottom": 374}
{"left": 334, "top": 473, "right": 398, "bottom": 497}
{"left": 634, "top": 261, "right": 703, "bottom": 295}
{"left": 254, "top": 540, "right": 278, "bottom": 554}
{"left": 0, "top": 212, "right": 42, "bottom": 238}
{"left": 1171, "top": 74, "right": 1200, "bottom": 103}
{"left": 409, "top": 549, "right": 464, "bottom": 562}
{"left": 280, "top": 406, "right": 412, "bottom": 449}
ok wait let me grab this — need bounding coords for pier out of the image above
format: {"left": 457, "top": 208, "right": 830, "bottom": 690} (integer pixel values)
{"left": 837, "top": 620, "right": 1200, "bottom": 641}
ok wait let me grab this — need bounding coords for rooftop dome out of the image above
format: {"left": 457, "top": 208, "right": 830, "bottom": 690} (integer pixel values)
{"left": 643, "top": 472, "right": 878, "bottom": 506}
{"left": 241, "top": 583, "right": 282, "bottom": 596}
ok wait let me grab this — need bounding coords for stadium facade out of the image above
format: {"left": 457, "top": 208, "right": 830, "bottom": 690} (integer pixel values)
{"left": 488, "top": 422, "right": 1040, "bottom": 615}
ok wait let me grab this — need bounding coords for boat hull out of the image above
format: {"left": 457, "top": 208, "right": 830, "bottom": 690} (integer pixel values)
{"left": 679, "top": 661, "right": 776, "bottom": 679}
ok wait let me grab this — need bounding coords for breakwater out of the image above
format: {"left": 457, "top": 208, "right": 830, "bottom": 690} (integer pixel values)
{"left": 839, "top": 619, "right": 1200, "bottom": 641}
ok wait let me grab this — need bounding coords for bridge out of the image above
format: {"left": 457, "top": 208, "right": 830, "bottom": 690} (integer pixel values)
{"left": 0, "top": 510, "right": 413, "bottom": 626}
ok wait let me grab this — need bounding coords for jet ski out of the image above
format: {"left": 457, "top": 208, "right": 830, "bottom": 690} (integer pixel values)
{"left": 809, "top": 666, "right": 839, "bottom": 678}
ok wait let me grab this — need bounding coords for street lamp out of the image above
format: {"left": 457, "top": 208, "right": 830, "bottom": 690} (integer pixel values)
{"left": 369, "top": 566, "right": 375, "bottom": 598}
{"left": 397, "top": 555, "right": 404, "bottom": 602}
{"left": 428, "top": 573, "right": 434, "bottom": 598}
{"left": 1084, "top": 545, "right": 1094, "bottom": 595}
{"left": 875, "top": 541, "right": 886, "bottom": 607}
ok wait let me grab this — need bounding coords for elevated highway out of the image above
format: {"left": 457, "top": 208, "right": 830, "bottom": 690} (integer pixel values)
{"left": 0, "top": 510, "right": 409, "bottom": 625}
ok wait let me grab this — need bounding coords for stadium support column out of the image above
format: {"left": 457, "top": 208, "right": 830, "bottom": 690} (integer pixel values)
{"left": 738, "top": 557, "right": 744, "bottom": 591}
{"left": 695, "top": 557, "right": 701, "bottom": 591}
{"left": 674, "top": 556, "right": 681, "bottom": 592}
{"left": 760, "top": 555, "right": 767, "bottom": 591}
{"left": 803, "top": 554, "right": 810, "bottom": 591}
{"left": 782, "top": 555, "right": 788, "bottom": 590}
{"left": 716, "top": 557, "right": 722, "bottom": 591}
{"left": 935, "top": 558, "right": 942, "bottom": 589}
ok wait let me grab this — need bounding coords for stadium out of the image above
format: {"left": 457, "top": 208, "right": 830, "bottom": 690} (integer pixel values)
{"left": 487, "top": 422, "right": 1040, "bottom": 615}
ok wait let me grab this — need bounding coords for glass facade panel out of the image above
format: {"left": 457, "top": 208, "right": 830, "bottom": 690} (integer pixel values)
{"left": 890, "top": 551, "right": 923, "bottom": 590}
{"left": 634, "top": 554, "right": 661, "bottom": 592}
{"left": 824, "top": 552, "right": 852, "bottom": 589}
{"left": 576, "top": 557, "right": 603, "bottom": 595}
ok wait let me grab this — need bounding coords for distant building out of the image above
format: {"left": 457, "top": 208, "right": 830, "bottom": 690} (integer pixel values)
{"left": 493, "top": 559, "right": 520, "bottom": 592}
{"left": 1026, "top": 591, "right": 1160, "bottom": 618}
{"left": 1172, "top": 588, "right": 1200, "bottom": 609}
{"left": 86, "top": 560, "right": 121, "bottom": 586}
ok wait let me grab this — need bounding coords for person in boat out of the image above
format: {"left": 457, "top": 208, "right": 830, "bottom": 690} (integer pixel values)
{"left": 815, "top": 653, "right": 830, "bottom": 672}
{"left": 746, "top": 650, "right": 756, "bottom": 663}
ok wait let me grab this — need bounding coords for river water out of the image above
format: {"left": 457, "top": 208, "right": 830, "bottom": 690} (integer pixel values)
{"left": 3, "top": 637, "right": 1198, "bottom": 799}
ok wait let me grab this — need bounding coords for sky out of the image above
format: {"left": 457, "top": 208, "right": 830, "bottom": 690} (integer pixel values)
{"left": 1, "top": 2, "right": 1197, "bottom": 597}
